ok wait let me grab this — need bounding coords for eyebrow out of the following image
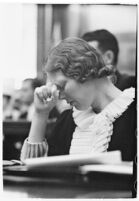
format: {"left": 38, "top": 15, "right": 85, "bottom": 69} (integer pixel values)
{"left": 56, "top": 80, "right": 66, "bottom": 90}
{"left": 55, "top": 83, "right": 64, "bottom": 90}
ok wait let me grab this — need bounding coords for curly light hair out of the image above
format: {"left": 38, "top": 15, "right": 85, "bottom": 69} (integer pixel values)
{"left": 45, "top": 37, "right": 114, "bottom": 83}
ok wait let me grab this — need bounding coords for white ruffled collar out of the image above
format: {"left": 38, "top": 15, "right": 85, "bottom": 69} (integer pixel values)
{"left": 72, "top": 87, "right": 135, "bottom": 127}
{"left": 70, "top": 87, "right": 135, "bottom": 154}
{"left": 100, "top": 87, "right": 135, "bottom": 122}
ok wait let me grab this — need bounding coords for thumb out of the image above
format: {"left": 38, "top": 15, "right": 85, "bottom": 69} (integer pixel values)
{"left": 51, "top": 85, "right": 60, "bottom": 101}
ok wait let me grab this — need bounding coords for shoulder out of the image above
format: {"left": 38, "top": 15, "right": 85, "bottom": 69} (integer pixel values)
{"left": 122, "top": 99, "right": 136, "bottom": 117}
{"left": 113, "top": 99, "right": 136, "bottom": 130}
{"left": 116, "top": 71, "right": 136, "bottom": 90}
{"left": 110, "top": 100, "right": 136, "bottom": 161}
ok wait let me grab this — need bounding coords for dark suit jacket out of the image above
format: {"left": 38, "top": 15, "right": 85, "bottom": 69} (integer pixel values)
{"left": 115, "top": 71, "right": 136, "bottom": 91}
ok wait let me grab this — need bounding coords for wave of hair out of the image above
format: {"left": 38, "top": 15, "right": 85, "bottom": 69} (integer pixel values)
{"left": 46, "top": 38, "right": 114, "bottom": 82}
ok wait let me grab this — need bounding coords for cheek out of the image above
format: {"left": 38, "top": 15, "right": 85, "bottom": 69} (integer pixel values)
{"left": 64, "top": 82, "right": 79, "bottom": 99}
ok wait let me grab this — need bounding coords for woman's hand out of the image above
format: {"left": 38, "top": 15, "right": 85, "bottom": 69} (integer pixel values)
{"left": 27, "top": 83, "right": 59, "bottom": 143}
{"left": 34, "top": 83, "right": 59, "bottom": 116}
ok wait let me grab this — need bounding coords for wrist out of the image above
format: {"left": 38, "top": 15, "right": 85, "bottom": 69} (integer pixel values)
{"left": 28, "top": 112, "right": 48, "bottom": 143}
{"left": 34, "top": 108, "right": 50, "bottom": 118}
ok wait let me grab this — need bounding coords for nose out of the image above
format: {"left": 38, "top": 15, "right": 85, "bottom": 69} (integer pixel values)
{"left": 59, "top": 91, "right": 66, "bottom": 100}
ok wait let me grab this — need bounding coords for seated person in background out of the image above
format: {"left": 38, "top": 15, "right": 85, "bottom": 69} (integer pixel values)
{"left": 3, "top": 89, "right": 22, "bottom": 120}
{"left": 20, "top": 78, "right": 45, "bottom": 120}
{"left": 21, "top": 38, "right": 136, "bottom": 162}
{"left": 82, "top": 29, "right": 136, "bottom": 90}
{"left": 3, "top": 93, "right": 11, "bottom": 119}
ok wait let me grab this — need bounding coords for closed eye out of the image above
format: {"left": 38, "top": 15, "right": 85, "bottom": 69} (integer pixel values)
{"left": 56, "top": 84, "right": 64, "bottom": 91}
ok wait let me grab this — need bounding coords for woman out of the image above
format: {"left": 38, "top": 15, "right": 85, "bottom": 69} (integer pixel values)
{"left": 21, "top": 38, "right": 136, "bottom": 162}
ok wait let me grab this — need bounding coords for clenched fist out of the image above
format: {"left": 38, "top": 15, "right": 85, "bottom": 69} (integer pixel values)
{"left": 34, "top": 82, "right": 59, "bottom": 115}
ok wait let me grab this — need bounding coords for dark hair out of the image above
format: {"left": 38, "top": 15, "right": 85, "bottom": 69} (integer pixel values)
{"left": 23, "top": 78, "right": 44, "bottom": 90}
{"left": 45, "top": 37, "right": 114, "bottom": 83}
{"left": 82, "top": 29, "right": 119, "bottom": 65}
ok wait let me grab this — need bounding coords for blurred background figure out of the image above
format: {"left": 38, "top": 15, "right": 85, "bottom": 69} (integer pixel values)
{"left": 3, "top": 89, "right": 22, "bottom": 120}
{"left": 20, "top": 78, "right": 44, "bottom": 120}
{"left": 3, "top": 94, "right": 11, "bottom": 115}
{"left": 3, "top": 78, "right": 44, "bottom": 121}
{"left": 82, "top": 29, "right": 136, "bottom": 90}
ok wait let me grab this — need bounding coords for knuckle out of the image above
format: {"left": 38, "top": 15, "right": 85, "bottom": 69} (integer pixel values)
{"left": 34, "top": 87, "right": 39, "bottom": 93}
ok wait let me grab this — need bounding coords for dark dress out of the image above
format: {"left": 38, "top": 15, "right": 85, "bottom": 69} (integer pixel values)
{"left": 47, "top": 100, "right": 136, "bottom": 162}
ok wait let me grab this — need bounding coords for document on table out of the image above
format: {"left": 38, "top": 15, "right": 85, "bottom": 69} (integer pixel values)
{"left": 3, "top": 151, "right": 133, "bottom": 177}
{"left": 24, "top": 151, "right": 122, "bottom": 170}
{"left": 80, "top": 162, "right": 133, "bottom": 175}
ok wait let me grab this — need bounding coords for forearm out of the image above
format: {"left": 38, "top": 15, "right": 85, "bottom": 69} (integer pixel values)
{"left": 20, "top": 111, "right": 49, "bottom": 161}
{"left": 28, "top": 111, "right": 49, "bottom": 143}
{"left": 20, "top": 84, "right": 59, "bottom": 161}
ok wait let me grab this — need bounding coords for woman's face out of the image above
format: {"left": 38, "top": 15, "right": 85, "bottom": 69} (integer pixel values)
{"left": 46, "top": 70, "right": 96, "bottom": 111}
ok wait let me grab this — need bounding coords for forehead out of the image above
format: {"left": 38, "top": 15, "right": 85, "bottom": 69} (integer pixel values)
{"left": 14, "top": 91, "right": 21, "bottom": 99}
{"left": 22, "top": 81, "right": 32, "bottom": 89}
{"left": 45, "top": 55, "right": 62, "bottom": 73}
{"left": 46, "top": 70, "right": 66, "bottom": 84}
{"left": 45, "top": 56, "right": 68, "bottom": 83}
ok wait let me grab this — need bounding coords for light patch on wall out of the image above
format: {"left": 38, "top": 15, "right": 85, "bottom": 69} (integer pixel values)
{"left": 82, "top": 5, "right": 136, "bottom": 34}
{"left": 0, "top": 4, "right": 37, "bottom": 90}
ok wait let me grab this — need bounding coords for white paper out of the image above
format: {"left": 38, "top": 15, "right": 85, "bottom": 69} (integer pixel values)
{"left": 24, "top": 151, "right": 122, "bottom": 170}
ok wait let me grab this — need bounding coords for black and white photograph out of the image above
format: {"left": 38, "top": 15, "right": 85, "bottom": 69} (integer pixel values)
{"left": 1, "top": 1, "right": 138, "bottom": 199}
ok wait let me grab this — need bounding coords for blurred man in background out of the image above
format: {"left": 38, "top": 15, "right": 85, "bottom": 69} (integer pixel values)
{"left": 3, "top": 94, "right": 11, "bottom": 114}
{"left": 3, "top": 90, "right": 22, "bottom": 120}
{"left": 3, "top": 79, "right": 37, "bottom": 121}
{"left": 20, "top": 78, "right": 44, "bottom": 120}
{"left": 82, "top": 29, "right": 136, "bottom": 90}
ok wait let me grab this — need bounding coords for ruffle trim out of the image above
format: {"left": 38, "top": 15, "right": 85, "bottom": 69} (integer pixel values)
{"left": 101, "top": 87, "right": 135, "bottom": 122}
{"left": 70, "top": 88, "right": 135, "bottom": 154}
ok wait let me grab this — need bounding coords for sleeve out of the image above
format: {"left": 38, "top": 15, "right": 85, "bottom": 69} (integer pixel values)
{"left": 20, "top": 109, "right": 74, "bottom": 160}
{"left": 20, "top": 138, "right": 48, "bottom": 162}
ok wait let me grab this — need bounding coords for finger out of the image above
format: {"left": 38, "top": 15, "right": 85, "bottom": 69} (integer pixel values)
{"left": 41, "top": 86, "right": 49, "bottom": 100}
{"left": 51, "top": 85, "right": 60, "bottom": 100}
{"left": 46, "top": 82, "right": 53, "bottom": 95}
{"left": 46, "top": 82, "right": 53, "bottom": 88}
{"left": 45, "top": 82, "right": 56, "bottom": 101}
{"left": 35, "top": 87, "right": 44, "bottom": 101}
{"left": 35, "top": 86, "right": 49, "bottom": 104}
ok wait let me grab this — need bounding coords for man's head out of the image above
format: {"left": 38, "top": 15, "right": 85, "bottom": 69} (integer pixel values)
{"left": 82, "top": 29, "right": 119, "bottom": 68}
{"left": 21, "top": 78, "right": 43, "bottom": 105}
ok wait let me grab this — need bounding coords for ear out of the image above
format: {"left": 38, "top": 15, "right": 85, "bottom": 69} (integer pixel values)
{"left": 103, "top": 50, "right": 114, "bottom": 65}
